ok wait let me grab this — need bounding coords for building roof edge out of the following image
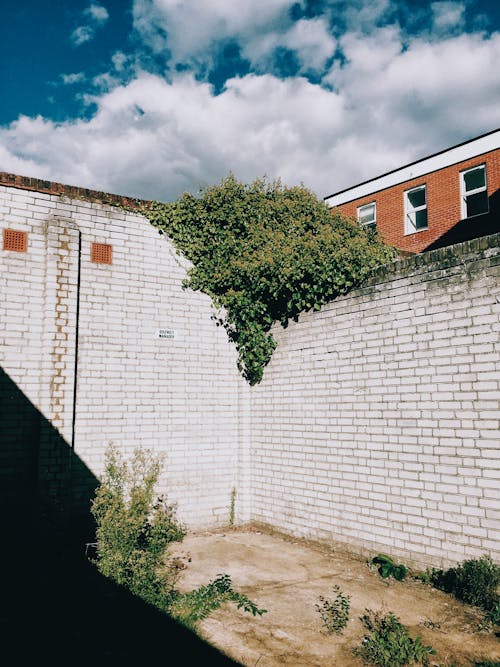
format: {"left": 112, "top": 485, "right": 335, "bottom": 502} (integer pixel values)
{"left": 324, "top": 128, "right": 500, "bottom": 206}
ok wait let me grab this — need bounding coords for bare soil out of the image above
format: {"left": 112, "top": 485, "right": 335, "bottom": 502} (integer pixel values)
{"left": 171, "top": 526, "right": 499, "bottom": 667}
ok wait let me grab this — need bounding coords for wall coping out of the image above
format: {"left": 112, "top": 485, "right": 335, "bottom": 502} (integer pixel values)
{"left": 367, "top": 231, "right": 500, "bottom": 287}
{"left": 0, "top": 171, "right": 147, "bottom": 209}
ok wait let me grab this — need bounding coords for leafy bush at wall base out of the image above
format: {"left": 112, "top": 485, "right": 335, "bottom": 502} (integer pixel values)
{"left": 142, "top": 175, "right": 396, "bottom": 384}
{"left": 354, "top": 609, "right": 435, "bottom": 667}
{"left": 90, "top": 446, "right": 186, "bottom": 612}
{"left": 91, "top": 446, "right": 266, "bottom": 626}
{"left": 371, "top": 554, "right": 408, "bottom": 581}
{"left": 421, "top": 556, "right": 499, "bottom": 613}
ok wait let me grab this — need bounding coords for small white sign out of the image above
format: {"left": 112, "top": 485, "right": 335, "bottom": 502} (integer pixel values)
{"left": 155, "top": 328, "right": 176, "bottom": 339}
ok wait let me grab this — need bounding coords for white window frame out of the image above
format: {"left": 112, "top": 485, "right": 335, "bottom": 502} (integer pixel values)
{"left": 460, "top": 164, "right": 488, "bottom": 219}
{"left": 357, "top": 202, "right": 376, "bottom": 229}
{"left": 404, "top": 184, "right": 428, "bottom": 235}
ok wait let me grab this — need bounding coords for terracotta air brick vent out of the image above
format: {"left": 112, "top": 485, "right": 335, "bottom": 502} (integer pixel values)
{"left": 91, "top": 242, "right": 113, "bottom": 265}
{"left": 3, "top": 229, "right": 27, "bottom": 252}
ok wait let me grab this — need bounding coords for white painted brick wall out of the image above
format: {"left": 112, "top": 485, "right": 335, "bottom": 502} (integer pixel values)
{"left": 0, "top": 185, "right": 251, "bottom": 527}
{"left": 250, "top": 238, "right": 500, "bottom": 567}
{"left": 1, "top": 180, "right": 499, "bottom": 567}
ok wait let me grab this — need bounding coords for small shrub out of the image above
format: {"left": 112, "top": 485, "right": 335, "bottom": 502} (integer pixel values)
{"left": 428, "top": 556, "right": 499, "bottom": 612}
{"left": 91, "top": 445, "right": 185, "bottom": 612}
{"left": 354, "top": 609, "right": 435, "bottom": 667}
{"left": 371, "top": 554, "right": 408, "bottom": 581}
{"left": 316, "top": 585, "right": 351, "bottom": 634}
{"left": 91, "top": 446, "right": 265, "bottom": 627}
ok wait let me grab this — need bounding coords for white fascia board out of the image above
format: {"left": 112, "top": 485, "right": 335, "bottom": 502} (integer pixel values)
{"left": 325, "top": 130, "right": 500, "bottom": 208}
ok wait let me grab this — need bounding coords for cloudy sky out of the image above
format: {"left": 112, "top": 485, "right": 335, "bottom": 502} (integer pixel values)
{"left": 1, "top": 0, "right": 499, "bottom": 201}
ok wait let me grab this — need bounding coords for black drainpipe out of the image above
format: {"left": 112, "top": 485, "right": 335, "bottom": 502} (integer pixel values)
{"left": 69, "top": 229, "right": 82, "bottom": 520}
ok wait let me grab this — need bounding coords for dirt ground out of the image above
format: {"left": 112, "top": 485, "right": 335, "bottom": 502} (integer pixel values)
{"left": 171, "top": 527, "right": 499, "bottom": 667}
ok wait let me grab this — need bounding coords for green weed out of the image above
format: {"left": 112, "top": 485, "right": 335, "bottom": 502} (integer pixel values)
{"left": 354, "top": 609, "right": 435, "bottom": 667}
{"left": 371, "top": 554, "right": 408, "bottom": 581}
{"left": 316, "top": 585, "right": 350, "bottom": 634}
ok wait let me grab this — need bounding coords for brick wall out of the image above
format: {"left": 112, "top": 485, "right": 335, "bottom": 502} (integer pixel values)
{"left": 337, "top": 149, "right": 500, "bottom": 253}
{"left": 1, "top": 176, "right": 499, "bottom": 566}
{"left": 250, "top": 234, "right": 500, "bottom": 567}
{"left": 0, "top": 183, "right": 251, "bottom": 528}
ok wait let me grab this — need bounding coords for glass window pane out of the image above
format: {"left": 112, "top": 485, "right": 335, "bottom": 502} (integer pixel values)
{"left": 464, "top": 167, "right": 485, "bottom": 193}
{"left": 359, "top": 204, "right": 375, "bottom": 224}
{"left": 415, "top": 209, "right": 428, "bottom": 229}
{"left": 465, "top": 190, "right": 489, "bottom": 217}
{"left": 407, "top": 188, "right": 426, "bottom": 209}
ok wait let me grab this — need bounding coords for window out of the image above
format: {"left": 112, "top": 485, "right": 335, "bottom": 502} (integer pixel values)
{"left": 357, "top": 202, "right": 376, "bottom": 229}
{"left": 460, "top": 164, "right": 488, "bottom": 218}
{"left": 404, "top": 185, "right": 427, "bottom": 234}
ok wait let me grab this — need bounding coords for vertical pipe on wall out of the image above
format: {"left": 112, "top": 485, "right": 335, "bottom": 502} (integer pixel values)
{"left": 68, "top": 229, "right": 82, "bottom": 526}
{"left": 71, "top": 230, "right": 82, "bottom": 452}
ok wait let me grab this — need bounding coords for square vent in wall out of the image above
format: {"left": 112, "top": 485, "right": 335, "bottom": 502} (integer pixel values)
{"left": 3, "top": 229, "right": 27, "bottom": 252}
{"left": 91, "top": 242, "right": 112, "bottom": 264}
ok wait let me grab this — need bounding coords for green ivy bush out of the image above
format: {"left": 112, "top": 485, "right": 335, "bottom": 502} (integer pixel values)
{"left": 91, "top": 446, "right": 266, "bottom": 625}
{"left": 142, "top": 175, "right": 396, "bottom": 384}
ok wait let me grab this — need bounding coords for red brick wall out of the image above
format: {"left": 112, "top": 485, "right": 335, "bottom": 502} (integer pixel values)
{"left": 0, "top": 172, "right": 146, "bottom": 209}
{"left": 335, "top": 148, "right": 500, "bottom": 253}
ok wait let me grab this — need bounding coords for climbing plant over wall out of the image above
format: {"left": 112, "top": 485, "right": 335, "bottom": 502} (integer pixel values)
{"left": 142, "top": 175, "right": 396, "bottom": 385}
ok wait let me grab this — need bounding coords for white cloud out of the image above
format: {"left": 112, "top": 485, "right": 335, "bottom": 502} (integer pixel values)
{"left": 245, "top": 18, "right": 336, "bottom": 73}
{"left": 111, "top": 51, "right": 129, "bottom": 72}
{"left": 61, "top": 72, "right": 86, "bottom": 85}
{"left": 431, "top": 1, "right": 465, "bottom": 34}
{"left": 0, "top": 73, "right": 344, "bottom": 200}
{"left": 71, "top": 25, "right": 94, "bottom": 46}
{"left": 132, "top": 0, "right": 293, "bottom": 59}
{"left": 86, "top": 3, "right": 109, "bottom": 24}
{"left": 2, "top": 21, "right": 500, "bottom": 202}
{"left": 71, "top": 3, "right": 109, "bottom": 46}
{"left": 131, "top": 0, "right": 335, "bottom": 74}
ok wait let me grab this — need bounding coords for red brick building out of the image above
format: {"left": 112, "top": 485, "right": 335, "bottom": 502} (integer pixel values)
{"left": 325, "top": 129, "right": 500, "bottom": 253}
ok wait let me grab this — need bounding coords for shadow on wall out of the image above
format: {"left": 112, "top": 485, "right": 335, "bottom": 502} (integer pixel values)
{"left": 0, "top": 366, "right": 240, "bottom": 667}
{"left": 424, "top": 187, "right": 500, "bottom": 251}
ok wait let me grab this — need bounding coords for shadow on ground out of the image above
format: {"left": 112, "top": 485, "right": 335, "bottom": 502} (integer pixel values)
{"left": 0, "top": 367, "right": 240, "bottom": 666}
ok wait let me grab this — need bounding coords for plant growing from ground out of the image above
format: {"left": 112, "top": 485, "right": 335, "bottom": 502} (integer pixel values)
{"left": 485, "top": 601, "right": 500, "bottom": 626}
{"left": 316, "top": 584, "right": 351, "bottom": 634}
{"left": 229, "top": 487, "right": 236, "bottom": 526}
{"left": 91, "top": 445, "right": 185, "bottom": 612}
{"left": 354, "top": 609, "right": 435, "bottom": 667}
{"left": 91, "top": 446, "right": 266, "bottom": 626}
{"left": 371, "top": 554, "right": 408, "bottom": 581}
{"left": 170, "top": 573, "right": 266, "bottom": 630}
{"left": 421, "top": 556, "right": 499, "bottom": 613}
{"left": 142, "top": 175, "right": 396, "bottom": 384}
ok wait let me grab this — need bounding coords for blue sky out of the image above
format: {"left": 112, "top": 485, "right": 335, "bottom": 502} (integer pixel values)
{"left": 0, "top": 0, "right": 499, "bottom": 200}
